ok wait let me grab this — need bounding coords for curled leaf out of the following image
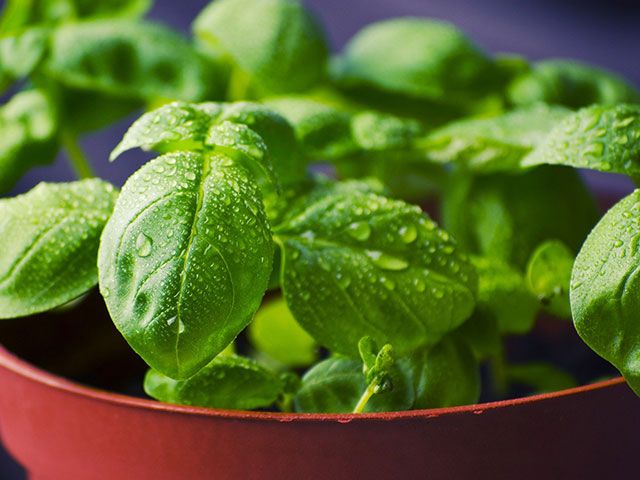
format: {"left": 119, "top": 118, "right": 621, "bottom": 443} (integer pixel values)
{"left": 0, "top": 180, "right": 117, "bottom": 318}
{"left": 571, "top": 190, "right": 640, "bottom": 395}
{"left": 98, "top": 151, "right": 273, "bottom": 378}
{"left": 274, "top": 180, "right": 477, "bottom": 356}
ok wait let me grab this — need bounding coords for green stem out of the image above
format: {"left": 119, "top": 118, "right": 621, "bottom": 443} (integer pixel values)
{"left": 61, "top": 131, "right": 96, "bottom": 179}
{"left": 352, "top": 383, "right": 377, "bottom": 414}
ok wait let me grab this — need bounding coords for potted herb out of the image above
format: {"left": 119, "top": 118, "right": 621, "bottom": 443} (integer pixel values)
{"left": 0, "top": 0, "right": 639, "bottom": 478}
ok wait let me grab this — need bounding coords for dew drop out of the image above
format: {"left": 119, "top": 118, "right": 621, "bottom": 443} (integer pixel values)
{"left": 347, "top": 221, "right": 371, "bottom": 241}
{"left": 380, "top": 276, "right": 395, "bottom": 290}
{"left": 185, "top": 171, "right": 197, "bottom": 181}
{"left": 178, "top": 319, "right": 186, "bottom": 334}
{"left": 413, "top": 278, "right": 426, "bottom": 292}
{"left": 336, "top": 273, "right": 351, "bottom": 289}
{"left": 135, "top": 233, "right": 153, "bottom": 257}
{"left": 366, "top": 250, "right": 409, "bottom": 271}
{"left": 399, "top": 225, "right": 417, "bottom": 244}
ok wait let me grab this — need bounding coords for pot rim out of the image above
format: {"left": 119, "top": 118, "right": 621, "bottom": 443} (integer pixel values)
{"left": 0, "top": 343, "right": 626, "bottom": 423}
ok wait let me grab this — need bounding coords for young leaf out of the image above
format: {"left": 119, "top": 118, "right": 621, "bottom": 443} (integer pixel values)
{"left": 506, "top": 362, "right": 577, "bottom": 394}
{"left": 522, "top": 104, "right": 640, "bottom": 176}
{"left": 111, "top": 101, "right": 304, "bottom": 187}
{"left": 274, "top": 180, "right": 477, "bottom": 357}
{"left": 571, "top": 190, "right": 640, "bottom": 395}
{"left": 98, "top": 151, "right": 273, "bottom": 379}
{"left": 248, "top": 297, "right": 316, "bottom": 368}
{"left": 405, "top": 336, "right": 480, "bottom": 409}
{"left": 423, "top": 104, "right": 570, "bottom": 172}
{"left": 44, "top": 20, "right": 220, "bottom": 102}
{"left": 193, "top": 0, "right": 328, "bottom": 97}
{"left": 333, "top": 18, "right": 502, "bottom": 107}
{"left": 508, "top": 59, "right": 640, "bottom": 109}
{"left": 442, "top": 166, "right": 599, "bottom": 268}
{"left": 0, "top": 89, "right": 59, "bottom": 194}
{"left": 293, "top": 353, "right": 414, "bottom": 413}
{"left": 144, "top": 354, "right": 283, "bottom": 410}
{"left": 471, "top": 256, "right": 538, "bottom": 334}
{"left": 0, "top": 180, "right": 117, "bottom": 319}
{"left": 526, "top": 240, "right": 574, "bottom": 318}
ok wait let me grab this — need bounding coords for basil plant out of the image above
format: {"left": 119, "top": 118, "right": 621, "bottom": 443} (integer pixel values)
{"left": 0, "top": 0, "right": 639, "bottom": 413}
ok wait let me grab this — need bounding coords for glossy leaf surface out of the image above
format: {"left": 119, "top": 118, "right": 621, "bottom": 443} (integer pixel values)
{"left": 275, "top": 180, "right": 477, "bottom": 356}
{"left": 98, "top": 151, "right": 273, "bottom": 378}
{"left": 0, "top": 180, "right": 117, "bottom": 318}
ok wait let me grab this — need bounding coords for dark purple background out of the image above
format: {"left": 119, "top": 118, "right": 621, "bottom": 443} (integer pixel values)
{"left": 1, "top": 0, "right": 639, "bottom": 476}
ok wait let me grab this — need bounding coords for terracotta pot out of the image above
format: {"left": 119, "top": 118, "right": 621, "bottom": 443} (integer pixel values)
{"left": 0, "top": 343, "right": 638, "bottom": 480}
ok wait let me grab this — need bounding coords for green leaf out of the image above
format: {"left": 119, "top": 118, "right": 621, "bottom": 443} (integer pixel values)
{"left": 0, "top": 89, "right": 59, "bottom": 194}
{"left": 526, "top": 240, "right": 574, "bottom": 318}
{"left": 193, "top": 0, "right": 328, "bottom": 97}
{"left": 506, "top": 362, "right": 577, "bottom": 394}
{"left": 111, "top": 101, "right": 304, "bottom": 188}
{"left": 98, "top": 151, "right": 273, "bottom": 379}
{"left": 522, "top": 104, "right": 640, "bottom": 176}
{"left": 0, "top": 27, "right": 49, "bottom": 91}
{"left": 471, "top": 256, "right": 538, "bottom": 334}
{"left": 264, "top": 96, "right": 359, "bottom": 160}
{"left": 333, "top": 18, "right": 502, "bottom": 108}
{"left": 0, "top": 180, "right": 117, "bottom": 319}
{"left": 453, "top": 310, "right": 501, "bottom": 361}
{"left": 423, "top": 104, "right": 570, "bottom": 172}
{"left": 442, "top": 166, "right": 599, "bottom": 269}
{"left": 274, "top": 180, "right": 477, "bottom": 357}
{"left": 508, "top": 59, "right": 640, "bottom": 109}
{"left": 44, "top": 20, "right": 220, "bottom": 102}
{"left": 405, "top": 336, "right": 480, "bottom": 409}
{"left": 570, "top": 190, "right": 640, "bottom": 395}
{"left": 0, "top": 0, "right": 151, "bottom": 33}
{"left": 144, "top": 354, "right": 283, "bottom": 410}
{"left": 293, "top": 354, "right": 414, "bottom": 413}
{"left": 248, "top": 297, "right": 316, "bottom": 368}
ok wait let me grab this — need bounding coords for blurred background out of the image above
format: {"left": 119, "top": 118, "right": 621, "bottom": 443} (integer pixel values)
{"left": 1, "top": 0, "right": 639, "bottom": 476}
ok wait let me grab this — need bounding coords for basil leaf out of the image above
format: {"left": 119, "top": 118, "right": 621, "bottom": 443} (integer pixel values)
{"left": 193, "top": 0, "right": 328, "bottom": 97}
{"left": 293, "top": 354, "right": 414, "bottom": 413}
{"left": 508, "top": 59, "right": 640, "bottom": 109}
{"left": 333, "top": 18, "right": 502, "bottom": 108}
{"left": 248, "top": 297, "right": 316, "bottom": 368}
{"left": 144, "top": 354, "right": 283, "bottom": 410}
{"left": 98, "top": 151, "right": 273, "bottom": 379}
{"left": 471, "top": 256, "right": 538, "bottom": 334}
{"left": 264, "top": 96, "right": 359, "bottom": 160}
{"left": 506, "top": 362, "right": 577, "bottom": 394}
{"left": 570, "top": 190, "right": 640, "bottom": 395}
{"left": 526, "top": 240, "right": 574, "bottom": 318}
{"left": 443, "top": 166, "right": 599, "bottom": 268}
{"left": 0, "top": 0, "right": 151, "bottom": 33}
{"left": 522, "top": 104, "right": 640, "bottom": 176}
{"left": 406, "top": 336, "right": 480, "bottom": 409}
{"left": 111, "top": 101, "right": 304, "bottom": 188}
{"left": 453, "top": 311, "right": 501, "bottom": 361}
{"left": 274, "top": 180, "right": 477, "bottom": 357}
{"left": 0, "top": 27, "right": 49, "bottom": 91}
{"left": 0, "top": 89, "right": 59, "bottom": 194}
{"left": 44, "top": 20, "right": 220, "bottom": 102}
{"left": 423, "top": 104, "right": 570, "bottom": 172}
{"left": 0, "top": 180, "right": 117, "bottom": 319}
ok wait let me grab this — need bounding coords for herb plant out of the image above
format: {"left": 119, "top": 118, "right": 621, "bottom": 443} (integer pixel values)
{"left": 0, "top": 0, "right": 639, "bottom": 413}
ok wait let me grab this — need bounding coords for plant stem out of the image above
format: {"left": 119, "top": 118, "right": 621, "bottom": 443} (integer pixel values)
{"left": 490, "top": 347, "right": 508, "bottom": 397}
{"left": 352, "top": 383, "right": 377, "bottom": 414}
{"left": 61, "top": 131, "right": 96, "bottom": 179}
